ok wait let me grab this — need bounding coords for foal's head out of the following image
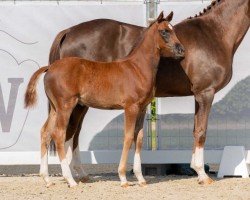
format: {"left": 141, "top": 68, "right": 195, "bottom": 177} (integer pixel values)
{"left": 153, "top": 11, "right": 185, "bottom": 59}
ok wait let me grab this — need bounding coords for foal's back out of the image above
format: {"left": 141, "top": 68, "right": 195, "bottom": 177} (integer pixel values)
{"left": 45, "top": 57, "right": 140, "bottom": 109}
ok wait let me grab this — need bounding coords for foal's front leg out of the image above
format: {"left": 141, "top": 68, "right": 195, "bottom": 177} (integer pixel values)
{"left": 118, "top": 105, "right": 140, "bottom": 187}
{"left": 133, "top": 110, "right": 146, "bottom": 186}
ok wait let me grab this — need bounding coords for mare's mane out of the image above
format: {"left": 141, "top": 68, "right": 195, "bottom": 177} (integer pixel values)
{"left": 124, "top": 21, "right": 157, "bottom": 59}
{"left": 188, "top": 0, "right": 224, "bottom": 19}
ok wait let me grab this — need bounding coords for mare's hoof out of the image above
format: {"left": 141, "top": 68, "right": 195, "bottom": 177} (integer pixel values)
{"left": 80, "top": 176, "right": 90, "bottom": 183}
{"left": 198, "top": 177, "right": 214, "bottom": 185}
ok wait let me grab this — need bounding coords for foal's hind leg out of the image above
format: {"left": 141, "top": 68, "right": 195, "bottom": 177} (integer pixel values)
{"left": 40, "top": 109, "right": 56, "bottom": 187}
{"left": 191, "top": 89, "right": 215, "bottom": 185}
{"left": 51, "top": 99, "right": 78, "bottom": 187}
{"left": 133, "top": 110, "right": 146, "bottom": 187}
{"left": 118, "top": 105, "right": 140, "bottom": 187}
{"left": 65, "top": 105, "right": 89, "bottom": 182}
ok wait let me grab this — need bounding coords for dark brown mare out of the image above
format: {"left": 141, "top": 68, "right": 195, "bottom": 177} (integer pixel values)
{"left": 25, "top": 12, "right": 185, "bottom": 188}
{"left": 48, "top": 0, "right": 250, "bottom": 185}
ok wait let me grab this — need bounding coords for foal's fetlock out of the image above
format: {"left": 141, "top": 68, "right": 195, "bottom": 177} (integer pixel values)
{"left": 134, "top": 170, "right": 146, "bottom": 187}
{"left": 40, "top": 173, "right": 52, "bottom": 186}
{"left": 64, "top": 177, "right": 78, "bottom": 188}
{"left": 138, "top": 181, "right": 147, "bottom": 187}
{"left": 67, "top": 181, "right": 78, "bottom": 188}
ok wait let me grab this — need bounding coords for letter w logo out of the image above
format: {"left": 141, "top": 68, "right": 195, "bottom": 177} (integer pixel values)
{"left": 0, "top": 78, "right": 23, "bottom": 132}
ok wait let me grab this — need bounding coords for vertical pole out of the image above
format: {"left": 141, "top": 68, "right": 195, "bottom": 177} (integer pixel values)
{"left": 145, "top": 0, "right": 158, "bottom": 26}
{"left": 145, "top": 0, "right": 159, "bottom": 151}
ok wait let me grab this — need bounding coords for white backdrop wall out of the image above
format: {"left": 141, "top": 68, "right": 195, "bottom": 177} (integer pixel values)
{"left": 0, "top": 1, "right": 249, "bottom": 154}
{"left": 0, "top": 1, "right": 146, "bottom": 152}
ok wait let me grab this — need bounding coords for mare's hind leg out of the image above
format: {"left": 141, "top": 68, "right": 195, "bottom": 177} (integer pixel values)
{"left": 65, "top": 105, "right": 89, "bottom": 182}
{"left": 118, "top": 104, "right": 140, "bottom": 187}
{"left": 40, "top": 109, "right": 56, "bottom": 187}
{"left": 191, "top": 89, "right": 215, "bottom": 185}
{"left": 51, "top": 99, "right": 78, "bottom": 187}
{"left": 133, "top": 110, "right": 146, "bottom": 187}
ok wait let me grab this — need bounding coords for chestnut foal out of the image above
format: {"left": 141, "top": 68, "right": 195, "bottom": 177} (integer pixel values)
{"left": 25, "top": 12, "right": 184, "bottom": 188}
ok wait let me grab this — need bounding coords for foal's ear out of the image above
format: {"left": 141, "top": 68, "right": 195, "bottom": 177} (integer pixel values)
{"left": 166, "top": 11, "right": 174, "bottom": 22}
{"left": 157, "top": 11, "right": 164, "bottom": 23}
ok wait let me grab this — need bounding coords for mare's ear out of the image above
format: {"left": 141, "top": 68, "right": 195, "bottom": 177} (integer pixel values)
{"left": 166, "top": 11, "right": 174, "bottom": 22}
{"left": 157, "top": 11, "right": 164, "bottom": 23}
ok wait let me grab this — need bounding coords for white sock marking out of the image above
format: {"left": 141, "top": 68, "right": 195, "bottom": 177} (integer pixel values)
{"left": 191, "top": 147, "right": 208, "bottom": 180}
{"left": 61, "top": 159, "right": 77, "bottom": 187}
{"left": 133, "top": 153, "right": 145, "bottom": 183}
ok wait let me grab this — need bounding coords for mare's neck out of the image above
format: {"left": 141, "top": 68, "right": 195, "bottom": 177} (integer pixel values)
{"left": 204, "top": 0, "right": 250, "bottom": 53}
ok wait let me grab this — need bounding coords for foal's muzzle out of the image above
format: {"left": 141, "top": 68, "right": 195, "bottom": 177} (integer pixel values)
{"left": 174, "top": 43, "right": 185, "bottom": 58}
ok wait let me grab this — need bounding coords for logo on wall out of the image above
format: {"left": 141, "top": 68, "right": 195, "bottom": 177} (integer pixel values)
{"left": 0, "top": 30, "right": 39, "bottom": 150}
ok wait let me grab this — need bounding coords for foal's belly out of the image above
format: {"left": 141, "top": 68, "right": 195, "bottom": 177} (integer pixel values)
{"left": 78, "top": 93, "right": 124, "bottom": 110}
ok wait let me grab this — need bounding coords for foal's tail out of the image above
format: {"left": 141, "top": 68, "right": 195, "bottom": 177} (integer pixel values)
{"left": 24, "top": 66, "right": 49, "bottom": 109}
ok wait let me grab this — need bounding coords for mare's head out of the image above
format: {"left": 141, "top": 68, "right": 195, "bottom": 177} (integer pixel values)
{"left": 153, "top": 11, "right": 185, "bottom": 59}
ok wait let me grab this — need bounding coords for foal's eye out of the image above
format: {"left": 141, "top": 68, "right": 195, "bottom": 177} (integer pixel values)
{"left": 159, "top": 29, "right": 170, "bottom": 39}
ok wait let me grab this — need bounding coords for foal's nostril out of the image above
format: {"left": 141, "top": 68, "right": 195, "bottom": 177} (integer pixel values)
{"left": 175, "top": 43, "right": 185, "bottom": 55}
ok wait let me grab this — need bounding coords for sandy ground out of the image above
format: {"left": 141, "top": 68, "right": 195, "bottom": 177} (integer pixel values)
{"left": 0, "top": 164, "right": 250, "bottom": 200}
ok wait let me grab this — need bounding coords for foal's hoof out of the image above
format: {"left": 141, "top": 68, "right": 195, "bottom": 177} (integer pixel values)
{"left": 121, "top": 182, "right": 134, "bottom": 188}
{"left": 198, "top": 177, "right": 214, "bottom": 185}
{"left": 69, "top": 182, "right": 78, "bottom": 188}
{"left": 80, "top": 176, "right": 90, "bottom": 183}
{"left": 138, "top": 181, "right": 147, "bottom": 187}
{"left": 46, "top": 182, "right": 55, "bottom": 188}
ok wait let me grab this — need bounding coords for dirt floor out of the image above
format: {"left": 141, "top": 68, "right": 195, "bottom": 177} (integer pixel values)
{"left": 0, "top": 164, "right": 250, "bottom": 200}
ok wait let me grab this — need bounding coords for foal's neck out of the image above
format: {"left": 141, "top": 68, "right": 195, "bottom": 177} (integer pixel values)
{"left": 128, "top": 24, "right": 160, "bottom": 72}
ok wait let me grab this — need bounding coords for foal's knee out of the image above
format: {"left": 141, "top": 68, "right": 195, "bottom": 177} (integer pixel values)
{"left": 137, "top": 130, "right": 143, "bottom": 141}
{"left": 124, "top": 135, "right": 134, "bottom": 146}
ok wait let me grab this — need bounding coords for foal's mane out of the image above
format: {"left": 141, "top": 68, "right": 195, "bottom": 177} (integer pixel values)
{"left": 188, "top": 0, "right": 223, "bottom": 19}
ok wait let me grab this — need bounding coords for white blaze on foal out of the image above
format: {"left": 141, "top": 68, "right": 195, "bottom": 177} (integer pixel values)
{"left": 168, "top": 24, "right": 173, "bottom": 30}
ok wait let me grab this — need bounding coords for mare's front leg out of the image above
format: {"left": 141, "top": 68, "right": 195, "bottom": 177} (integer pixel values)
{"left": 133, "top": 110, "right": 147, "bottom": 186}
{"left": 191, "top": 89, "right": 215, "bottom": 185}
{"left": 118, "top": 105, "right": 140, "bottom": 187}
